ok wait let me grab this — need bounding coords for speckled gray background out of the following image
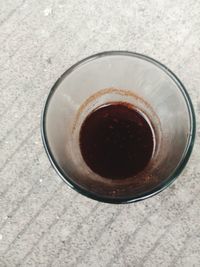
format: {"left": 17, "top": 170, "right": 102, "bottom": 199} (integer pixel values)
{"left": 0, "top": 0, "right": 200, "bottom": 266}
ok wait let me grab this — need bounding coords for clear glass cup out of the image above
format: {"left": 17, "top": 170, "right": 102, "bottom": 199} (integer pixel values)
{"left": 41, "top": 51, "right": 195, "bottom": 203}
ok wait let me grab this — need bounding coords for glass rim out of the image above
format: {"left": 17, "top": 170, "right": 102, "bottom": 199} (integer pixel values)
{"left": 41, "top": 51, "right": 196, "bottom": 204}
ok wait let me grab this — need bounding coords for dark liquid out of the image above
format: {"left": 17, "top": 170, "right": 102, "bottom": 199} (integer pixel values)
{"left": 79, "top": 103, "right": 154, "bottom": 179}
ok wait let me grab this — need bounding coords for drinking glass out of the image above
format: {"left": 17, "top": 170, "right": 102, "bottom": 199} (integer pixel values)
{"left": 41, "top": 51, "right": 195, "bottom": 203}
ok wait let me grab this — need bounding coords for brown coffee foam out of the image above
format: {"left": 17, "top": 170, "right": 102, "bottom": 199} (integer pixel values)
{"left": 69, "top": 88, "right": 167, "bottom": 198}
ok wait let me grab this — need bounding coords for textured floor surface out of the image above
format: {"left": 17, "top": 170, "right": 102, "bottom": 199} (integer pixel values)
{"left": 0, "top": 0, "right": 200, "bottom": 266}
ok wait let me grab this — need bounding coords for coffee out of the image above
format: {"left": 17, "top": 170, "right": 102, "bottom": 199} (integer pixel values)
{"left": 79, "top": 102, "right": 154, "bottom": 179}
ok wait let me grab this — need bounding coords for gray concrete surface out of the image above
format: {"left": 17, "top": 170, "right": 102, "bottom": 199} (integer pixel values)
{"left": 0, "top": 0, "right": 200, "bottom": 266}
